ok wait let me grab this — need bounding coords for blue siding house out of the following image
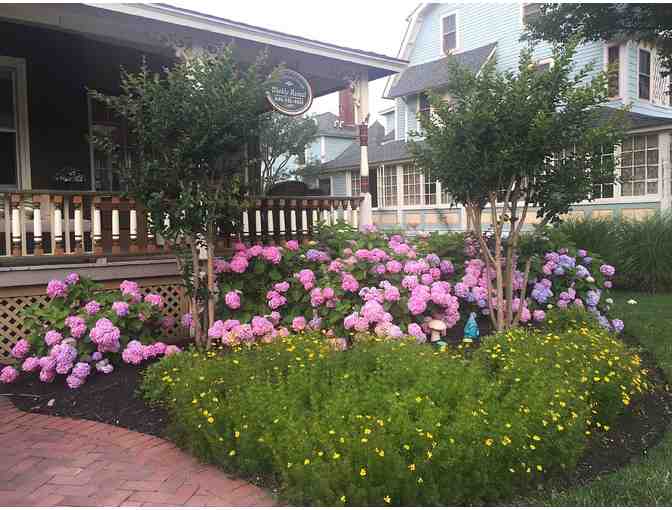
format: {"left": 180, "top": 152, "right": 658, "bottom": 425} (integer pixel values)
{"left": 318, "top": 2, "right": 672, "bottom": 232}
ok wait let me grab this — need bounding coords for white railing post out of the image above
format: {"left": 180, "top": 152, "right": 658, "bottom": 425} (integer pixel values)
{"left": 111, "top": 196, "right": 120, "bottom": 254}
{"left": 278, "top": 200, "right": 286, "bottom": 238}
{"left": 242, "top": 210, "right": 250, "bottom": 241}
{"left": 52, "top": 196, "right": 64, "bottom": 255}
{"left": 290, "top": 207, "right": 298, "bottom": 236}
{"left": 92, "top": 197, "right": 102, "bottom": 255}
{"left": 10, "top": 194, "right": 21, "bottom": 256}
{"left": 129, "top": 200, "right": 138, "bottom": 253}
{"left": 32, "top": 195, "right": 43, "bottom": 255}
{"left": 301, "top": 202, "right": 309, "bottom": 236}
{"left": 73, "top": 196, "right": 84, "bottom": 254}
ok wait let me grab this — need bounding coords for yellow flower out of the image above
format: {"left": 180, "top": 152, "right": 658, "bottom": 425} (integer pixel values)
{"left": 340, "top": 496, "right": 346, "bottom": 503}
{"left": 234, "top": 430, "right": 240, "bottom": 438}
{"left": 361, "top": 438, "right": 368, "bottom": 443}
{"left": 207, "top": 416, "right": 214, "bottom": 424}
{"left": 228, "top": 450, "right": 236, "bottom": 456}
{"left": 415, "top": 396, "right": 423, "bottom": 403}
{"left": 304, "top": 459, "right": 310, "bottom": 465}
{"left": 408, "top": 463, "right": 416, "bottom": 471}
{"left": 333, "top": 452, "right": 341, "bottom": 460}
{"left": 340, "top": 437, "right": 345, "bottom": 443}
{"left": 287, "top": 462, "right": 293, "bottom": 468}
{"left": 417, "top": 477, "right": 424, "bottom": 484}
{"left": 378, "top": 449, "right": 385, "bottom": 457}
{"left": 403, "top": 444, "right": 411, "bottom": 451}
{"left": 329, "top": 429, "right": 336, "bottom": 435}
{"left": 360, "top": 467, "right": 367, "bottom": 477}
{"left": 484, "top": 438, "right": 494, "bottom": 447}
{"left": 537, "top": 464, "right": 543, "bottom": 472}
{"left": 384, "top": 495, "right": 391, "bottom": 504}
{"left": 364, "top": 428, "right": 372, "bottom": 435}
{"left": 191, "top": 398, "right": 198, "bottom": 404}
{"left": 202, "top": 410, "right": 209, "bottom": 417}
{"left": 426, "top": 450, "right": 432, "bottom": 459}
{"left": 318, "top": 451, "right": 324, "bottom": 457}
{"left": 501, "top": 436, "right": 512, "bottom": 446}
{"left": 532, "top": 435, "right": 541, "bottom": 441}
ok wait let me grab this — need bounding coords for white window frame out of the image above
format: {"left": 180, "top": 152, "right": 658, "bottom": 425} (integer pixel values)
{"left": 440, "top": 12, "right": 460, "bottom": 55}
{"left": 534, "top": 57, "right": 555, "bottom": 72}
{"left": 0, "top": 56, "right": 31, "bottom": 190}
{"left": 638, "top": 46, "right": 652, "bottom": 102}
{"left": 603, "top": 43, "right": 625, "bottom": 100}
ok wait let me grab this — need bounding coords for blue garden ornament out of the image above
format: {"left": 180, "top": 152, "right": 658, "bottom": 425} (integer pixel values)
{"left": 463, "top": 312, "right": 480, "bottom": 342}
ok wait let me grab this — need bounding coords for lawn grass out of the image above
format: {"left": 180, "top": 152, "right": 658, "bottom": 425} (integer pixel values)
{"left": 532, "top": 291, "right": 672, "bottom": 506}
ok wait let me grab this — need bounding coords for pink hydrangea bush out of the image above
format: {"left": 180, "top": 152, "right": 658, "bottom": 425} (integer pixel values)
{"left": 211, "top": 223, "right": 623, "bottom": 349}
{"left": 2, "top": 274, "right": 182, "bottom": 388}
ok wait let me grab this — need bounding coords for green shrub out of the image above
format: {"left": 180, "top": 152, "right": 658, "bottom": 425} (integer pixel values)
{"left": 142, "top": 324, "right": 648, "bottom": 506}
{"left": 557, "top": 212, "right": 672, "bottom": 292}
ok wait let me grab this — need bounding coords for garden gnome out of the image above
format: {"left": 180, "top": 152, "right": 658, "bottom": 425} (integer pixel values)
{"left": 463, "top": 312, "right": 480, "bottom": 342}
{"left": 427, "top": 319, "right": 447, "bottom": 343}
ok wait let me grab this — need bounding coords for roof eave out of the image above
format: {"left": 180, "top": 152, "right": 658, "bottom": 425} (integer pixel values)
{"left": 87, "top": 3, "right": 407, "bottom": 73}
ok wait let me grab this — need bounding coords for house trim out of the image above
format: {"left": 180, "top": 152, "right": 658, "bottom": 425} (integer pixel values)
{"left": 0, "top": 55, "right": 31, "bottom": 190}
{"left": 87, "top": 3, "right": 407, "bottom": 72}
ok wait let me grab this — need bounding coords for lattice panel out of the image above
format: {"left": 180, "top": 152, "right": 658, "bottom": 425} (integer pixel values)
{"left": 139, "top": 283, "right": 188, "bottom": 338}
{"left": 0, "top": 294, "right": 51, "bottom": 363}
{"left": 0, "top": 282, "right": 187, "bottom": 363}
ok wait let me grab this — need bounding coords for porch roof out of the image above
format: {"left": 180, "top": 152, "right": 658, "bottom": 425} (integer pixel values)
{"left": 0, "top": 3, "right": 407, "bottom": 99}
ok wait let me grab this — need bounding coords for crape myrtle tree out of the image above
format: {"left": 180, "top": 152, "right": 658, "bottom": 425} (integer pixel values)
{"left": 258, "top": 112, "right": 318, "bottom": 192}
{"left": 409, "top": 41, "right": 627, "bottom": 331}
{"left": 90, "top": 45, "right": 276, "bottom": 347}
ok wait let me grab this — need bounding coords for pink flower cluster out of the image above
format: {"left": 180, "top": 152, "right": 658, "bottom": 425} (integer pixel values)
{"left": 89, "top": 318, "right": 121, "bottom": 353}
{"left": 208, "top": 316, "right": 290, "bottom": 345}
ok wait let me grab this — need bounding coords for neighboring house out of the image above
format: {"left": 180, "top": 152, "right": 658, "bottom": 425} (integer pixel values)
{"left": 318, "top": 2, "right": 672, "bottom": 232}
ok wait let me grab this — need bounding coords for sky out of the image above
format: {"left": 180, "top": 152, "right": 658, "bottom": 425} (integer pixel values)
{"left": 171, "top": 0, "right": 416, "bottom": 123}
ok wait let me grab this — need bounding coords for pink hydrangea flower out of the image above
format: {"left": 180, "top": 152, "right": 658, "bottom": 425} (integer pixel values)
{"left": 46, "top": 279, "right": 68, "bottom": 299}
{"left": 89, "top": 318, "right": 121, "bottom": 353}
{"left": 285, "top": 240, "right": 300, "bottom": 251}
{"left": 65, "top": 273, "right": 80, "bottom": 286}
{"left": 251, "top": 316, "right": 273, "bottom": 336}
{"left": 39, "top": 368, "right": 56, "bottom": 383}
{"left": 71, "top": 362, "right": 91, "bottom": 379}
{"left": 65, "top": 316, "right": 87, "bottom": 339}
{"left": 341, "top": 273, "right": 359, "bottom": 293}
{"left": 84, "top": 300, "right": 101, "bottom": 315}
{"left": 213, "top": 259, "right": 230, "bottom": 274}
{"left": 21, "top": 357, "right": 40, "bottom": 372}
{"left": 208, "top": 320, "right": 226, "bottom": 339}
{"left": 144, "top": 293, "right": 163, "bottom": 308}
{"left": 532, "top": 310, "right": 546, "bottom": 322}
{"left": 112, "top": 301, "right": 130, "bottom": 317}
{"left": 121, "top": 340, "right": 144, "bottom": 365}
{"left": 44, "top": 330, "right": 63, "bottom": 347}
{"left": 0, "top": 366, "right": 19, "bottom": 384}
{"left": 274, "top": 281, "right": 290, "bottom": 293}
{"left": 292, "top": 316, "right": 307, "bottom": 332}
{"left": 11, "top": 339, "right": 30, "bottom": 359}
{"left": 296, "top": 269, "right": 316, "bottom": 290}
{"left": 225, "top": 291, "right": 241, "bottom": 310}
{"left": 66, "top": 375, "right": 85, "bottom": 389}
{"left": 262, "top": 246, "right": 282, "bottom": 265}
{"left": 408, "top": 323, "right": 426, "bottom": 343}
{"left": 230, "top": 256, "right": 249, "bottom": 274}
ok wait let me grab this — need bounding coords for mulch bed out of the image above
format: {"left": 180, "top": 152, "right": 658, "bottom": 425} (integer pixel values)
{"left": 1, "top": 361, "right": 168, "bottom": 437}
{"left": 2, "top": 329, "right": 671, "bottom": 498}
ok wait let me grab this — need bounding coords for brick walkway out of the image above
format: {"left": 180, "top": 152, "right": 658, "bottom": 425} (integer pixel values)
{"left": 0, "top": 397, "right": 276, "bottom": 507}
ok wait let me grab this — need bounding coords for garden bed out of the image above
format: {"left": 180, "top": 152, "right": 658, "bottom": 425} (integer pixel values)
{"left": 2, "top": 330, "right": 671, "bottom": 505}
{"left": 1, "top": 361, "right": 168, "bottom": 437}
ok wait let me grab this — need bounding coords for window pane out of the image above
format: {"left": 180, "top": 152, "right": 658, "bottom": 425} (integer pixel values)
{"left": 647, "top": 181, "right": 658, "bottom": 194}
{"left": 647, "top": 148, "right": 658, "bottom": 164}
{"left": 634, "top": 136, "right": 645, "bottom": 150}
{"left": 639, "top": 75, "right": 651, "bottom": 99}
{"left": 634, "top": 166, "right": 646, "bottom": 179}
{"left": 639, "top": 49, "right": 651, "bottom": 74}
{"left": 634, "top": 181, "right": 645, "bottom": 195}
{"left": 444, "top": 32, "right": 457, "bottom": 52}
{"left": 622, "top": 182, "right": 633, "bottom": 196}
{"left": 443, "top": 14, "right": 456, "bottom": 33}
{"left": 607, "top": 46, "right": 619, "bottom": 96}
{"left": 319, "top": 178, "right": 331, "bottom": 195}
{"left": 634, "top": 150, "right": 645, "bottom": 166}
{"left": 0, "top": 131, "right": 17, "bottom": 186}
{"left": 602, "top": 184, "right": 614, "bottom": 198}
{"left": 0, "top": 69, "right": 15, "bottom": 130}
{"left": 646, "top": 134, "right": 658, "bottom": 147}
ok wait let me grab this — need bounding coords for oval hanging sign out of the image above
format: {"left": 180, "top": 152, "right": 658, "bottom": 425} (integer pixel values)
{"left": 266, "top": 69, "right": 313, "bottom": 116}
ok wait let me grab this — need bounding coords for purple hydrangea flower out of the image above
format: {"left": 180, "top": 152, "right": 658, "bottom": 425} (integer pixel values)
{"left": 112, "top": 301, "right": 130, "bottom": 317}
{"left": 84, "top": 300, "right": 101, "bottom": 315}
{"left": 46, "top": 279, "right": 68, "bottom": 299}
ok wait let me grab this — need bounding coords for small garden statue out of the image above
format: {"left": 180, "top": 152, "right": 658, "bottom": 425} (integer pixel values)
{"left": 463, "top": 312, "right": 480, "bottom": 343}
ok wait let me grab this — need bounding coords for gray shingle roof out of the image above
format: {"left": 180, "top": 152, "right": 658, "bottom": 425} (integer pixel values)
{"left": 596, "top": 108, "right": 672, "bottom": 130}
{"left": 312, "top": 112, "right": 358, "bottom": 138}
{"left": 387, "top": 43, "right": 497, "bottom": 99}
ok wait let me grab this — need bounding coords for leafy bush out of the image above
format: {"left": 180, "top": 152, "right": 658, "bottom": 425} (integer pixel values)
{"left": 0, "top": 273, "right": 181, "bottom": 387}
{"left": 557, "top": 212, "right": 672, "bottom": 292}
{"left": 142, "top": 321, "right": 648, "bottom": 506}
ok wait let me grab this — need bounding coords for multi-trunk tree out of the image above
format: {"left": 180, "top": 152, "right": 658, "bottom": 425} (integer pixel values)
{"left": 90, "top": 45, "right": 275, "bottom": 346}
{"left": 410, "top": 41, "right": 627, "bottom": 331}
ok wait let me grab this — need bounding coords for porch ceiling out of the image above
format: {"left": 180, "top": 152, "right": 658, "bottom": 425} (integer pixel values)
{"left": 0, "top": 3, "right": 407, "bottom": 98}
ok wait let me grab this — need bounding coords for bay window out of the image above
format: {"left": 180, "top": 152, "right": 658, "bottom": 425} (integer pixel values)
{"left": 403, "top": 164, "right": 422, "bottom": 205}
{"left": 620, "top": 134, "right": 658, "bottom": 196}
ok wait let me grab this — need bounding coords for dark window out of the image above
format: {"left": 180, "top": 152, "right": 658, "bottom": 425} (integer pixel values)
{"left": 418, "top": 93, "right": 431, "bottom": 124}
{"left": 639, "top": 49, "right": 651, "bottom": 100}
{"left": 0, "top": 68, "right": 17, "bottom": 187}
{"left": 318, "top": 178, "right": 331, "bottom": 195}
{"left": 442, "top": 14, "right": 457, "bottom": 54}
{"left": 607, "top": 45, "right": 620, "bottom": 97}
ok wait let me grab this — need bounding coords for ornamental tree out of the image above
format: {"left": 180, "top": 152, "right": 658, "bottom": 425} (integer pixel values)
{"left": 90, "top": 45, "right": 276, "bottom": 347}
{"left": 409, "top": 41, "right": 627, "bottom": 331}
{"left": 258, "top": 112, "right": 318, "bottom": 192}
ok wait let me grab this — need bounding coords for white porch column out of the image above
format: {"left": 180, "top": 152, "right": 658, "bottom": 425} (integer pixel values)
{"left": 661, "top": 132, "right": 672, "bottom": 213}
{"left": 353, "top": 73, "right": 372, "bottom": 228}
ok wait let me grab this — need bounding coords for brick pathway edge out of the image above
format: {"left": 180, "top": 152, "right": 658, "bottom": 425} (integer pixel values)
{"left": 0, "top": 396, "right": 276, "bottom": 507}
